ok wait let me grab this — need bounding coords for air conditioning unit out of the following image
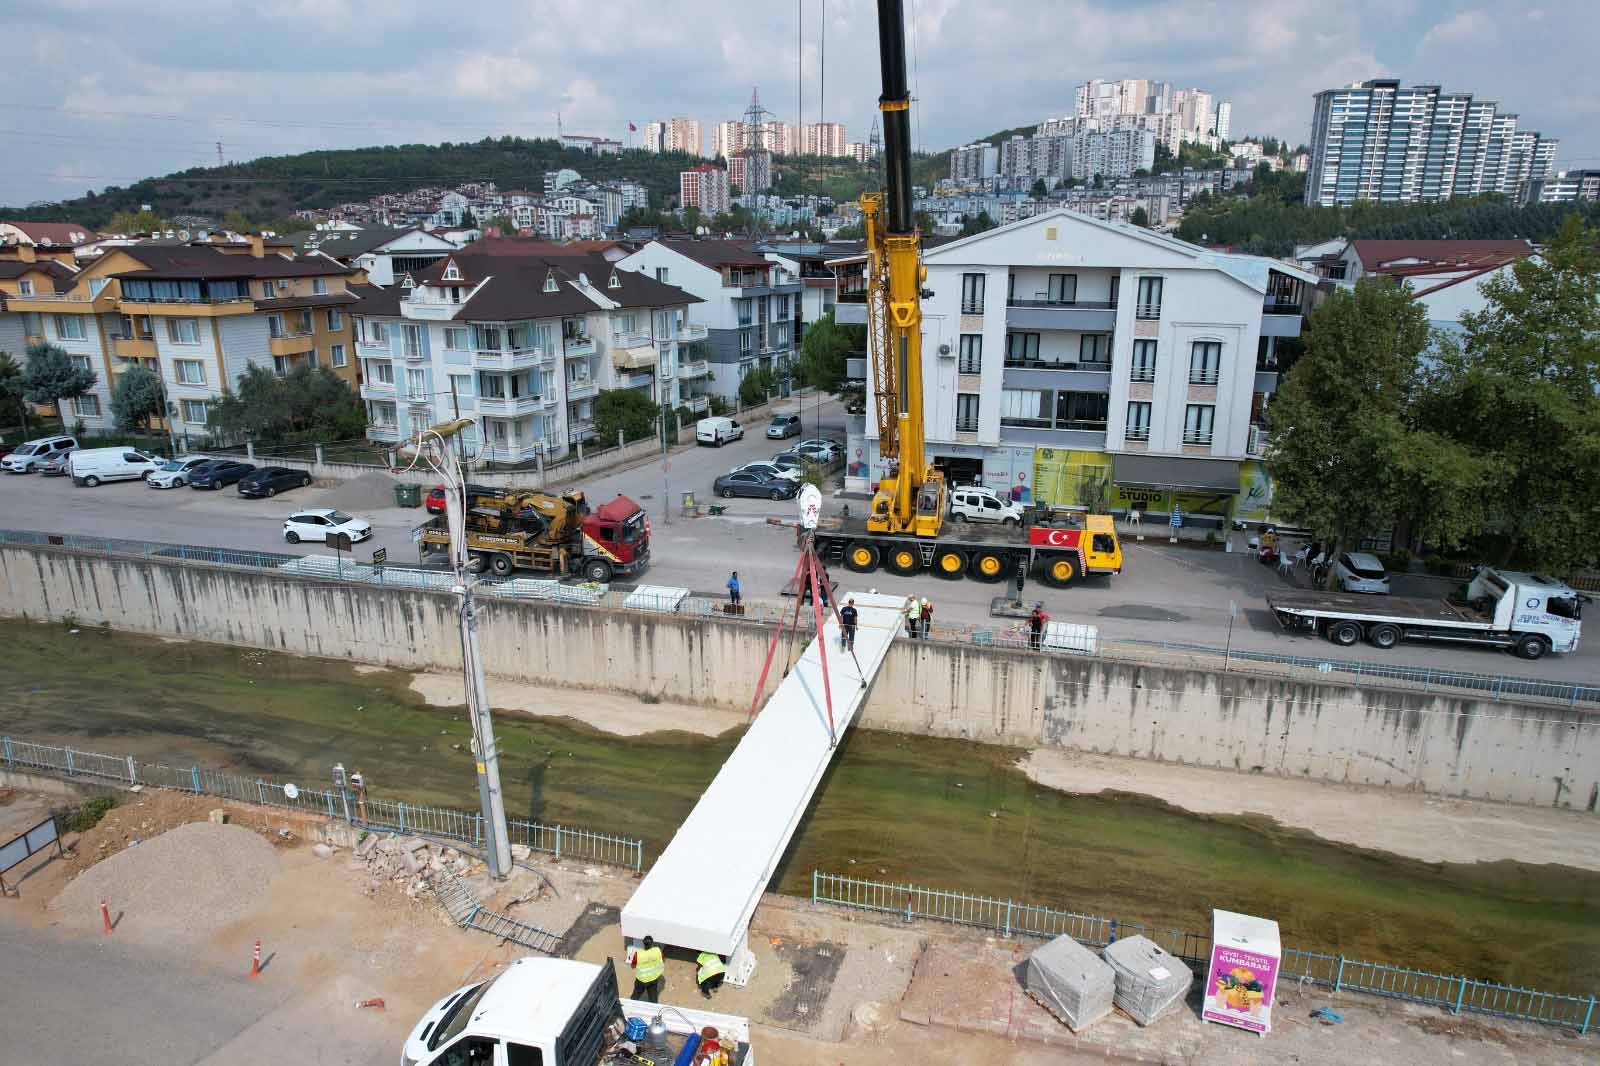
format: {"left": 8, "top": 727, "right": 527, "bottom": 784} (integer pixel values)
{"left": 277, "top": 280, "right": 290, "bottom": 290}
{"left": 938, "top": 343, "right": 954, "bottom": 357}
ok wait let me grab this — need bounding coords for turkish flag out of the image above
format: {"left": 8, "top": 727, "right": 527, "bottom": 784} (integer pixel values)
{"left": 628, "top": 122, "right": 638, "bottom": 132}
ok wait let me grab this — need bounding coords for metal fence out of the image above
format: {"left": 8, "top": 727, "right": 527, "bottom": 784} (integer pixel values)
{"left": 1, "top": 737, "right": 644, "bottom": 872}
{"left": 4, "top": 527, "right": 1594, "bottom": 709}
{"left": 811, "top": 871, "right": 1598, "bottom": 1035}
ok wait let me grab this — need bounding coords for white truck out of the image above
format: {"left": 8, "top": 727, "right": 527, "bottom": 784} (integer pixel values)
{"left": 402, "top": 956, "right": 754, "bottom": 1066}
{"left": 1266, "top": 567, "right": 1583, "bottom": 661}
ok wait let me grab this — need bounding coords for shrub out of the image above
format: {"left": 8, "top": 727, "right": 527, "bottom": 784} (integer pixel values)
{"left": 65, "top": 795, "right": 116, "bottom": 833}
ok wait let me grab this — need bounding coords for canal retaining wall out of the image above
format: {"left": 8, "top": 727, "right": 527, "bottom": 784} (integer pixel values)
{"left": 2, "top": 544, "right": 1594, "bottom": 810}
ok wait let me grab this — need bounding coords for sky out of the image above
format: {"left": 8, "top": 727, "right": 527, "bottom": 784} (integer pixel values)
{"left": 3, "top": 0, "right": 1597, "bottom": 210}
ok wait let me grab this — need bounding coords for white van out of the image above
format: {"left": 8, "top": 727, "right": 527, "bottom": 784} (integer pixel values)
{"left": 69, "top": 447, "right": 165, "bottom": 486}
{"left": 949, "top": 484, "right": 1025, "bottom": 525}
{"left": 696, "top": 416, "right": 744, "bottom": 447}
{"left": 2, "top": 434, "right": 78, "bottom": 474}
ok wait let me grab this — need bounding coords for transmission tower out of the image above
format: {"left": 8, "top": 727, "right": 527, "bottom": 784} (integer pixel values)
{"left": 736, "top": 86, "right": 774, "bottom": 194}
{"left": 867, "top": 115, "right": 883, "bottom": 190}
{"left": 216, "top": 142, "right": 225, "bottom": 167}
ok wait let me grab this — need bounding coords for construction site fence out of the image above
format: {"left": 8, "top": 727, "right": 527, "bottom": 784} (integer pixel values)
{"left": 810, "top": 871, "right": 1597, "bottom": 1036}
{"left": 0, "top": 736, "right": 644, "bottom": 872}
{"left": 3, "top": 527, "right": 1595, "bottom": 711}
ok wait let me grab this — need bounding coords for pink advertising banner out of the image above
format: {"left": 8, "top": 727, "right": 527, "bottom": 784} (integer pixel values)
{"left": 1202, "top": 910, "right": 1281, "bottom": 1035}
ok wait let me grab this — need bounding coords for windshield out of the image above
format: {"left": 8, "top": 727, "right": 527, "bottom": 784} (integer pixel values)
{"left": 428, "top": 982, "right": 488, "bottom": 1051}
{"left": 15, "top": 443, "right": 41, "bottom": 456}
{"left": 1548, "top": 596, "right": 1581, "bottom": 620}
{"left": 327, "top": 511, "right": 353, "bottom": 524}
{"left": 620, "top": 513, "right": 645, "bottom": 543}
{"left": 160, "top": 460, "right": 185, "bottom": 471}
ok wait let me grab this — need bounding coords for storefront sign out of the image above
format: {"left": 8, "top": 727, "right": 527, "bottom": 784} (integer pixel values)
{"left": 1203, "top": 910, "right": 1281, "bottom": 1035}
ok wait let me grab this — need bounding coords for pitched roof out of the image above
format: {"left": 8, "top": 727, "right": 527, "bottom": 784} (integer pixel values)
{"left": 0, "top": 259, "right": 77, "bottom": 288}
{"left": 346, "top": 282, "right": 405, "bottom": 317}
{"left": 1349, "top": 239, "right": 1533, "bottom": 273}
{"left": 293, "top": 226, "right": 447, "bottom": 258}
{"left": 656, "top": 239, "right": 771, "bottom": 269}
{"left": 2, "top": 221, "right": 97, "bottom": 246}
{"left": 109, "top": 244, "right": 354, "bottom": 280}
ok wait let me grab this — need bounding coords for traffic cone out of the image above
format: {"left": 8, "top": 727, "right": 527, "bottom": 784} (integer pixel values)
{"left": 100, "top": 900, "right": 113, "bottom": 936}
{"left": 249, "top": 939, "right": 262, "bottom": 979}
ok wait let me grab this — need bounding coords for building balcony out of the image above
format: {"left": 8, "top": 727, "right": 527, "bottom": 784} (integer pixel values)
{"left": 1260, "top": 306, "right": 1303, "bottom": 338}
{"left": 565, "top": 379, "right": 599, "bottom": 400}
{"left": 686, "top": 395, "right": 709, "bottom": 414}
{"left": 1247, "top": 424, "right": 1270, "bottom": 457}
{"left": 612, "top": 343, "right": 657, "bottom": 370}
{"left": 357, "top": 337, "right": 391, "bottom": 353}
{"left": 398, "top": 299, "right": 461, "bottom": 321}
{"left": 359, "top": 381, "right": 396, "bottom": 400}
{"left": 111, "top": 336, "right": 157, "bottom": 360}
{"left": 1002, "top": 362, "right": 1113, "bottom": 392}
{"left": 676, "top": 323, "right": 709, "bottom": 343}
{"left": 477, "top": 394, "right": 542, "bottom": 416}
{"left": 118, "top": 296, "right": 254, "bottom": 317}
{"left": 1004, "top": 299, "right": 1118, "bottom": 333}
{"left": 568, "top": 419, "right": 597, "bottom": 442}
{"left": 269, "top": 333, "right": 316, "bottom": 357}
{"left": 678, "top": 359, "right": 710, "bottom": 379}
{"left": 366, "top": 424, "right": 402, "bottom": 442}
{"left": 833, "top": 302, "right": 868, "bottom": 326}
{"left": 473, "top": 347, "right": 549, "bottom": 370}
{"left": 562, "top": 336, "right": 596, "bottom": 358}
{"left": 3, "top": 291, "right": 117, "bottom": 315}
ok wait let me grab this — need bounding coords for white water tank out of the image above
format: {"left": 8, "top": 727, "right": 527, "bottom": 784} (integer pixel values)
{"left": 1042, "top": 621, "right": 1098, "bottom": 655}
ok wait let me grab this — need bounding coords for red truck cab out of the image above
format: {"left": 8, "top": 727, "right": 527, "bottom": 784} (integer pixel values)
{"left": 580, "top": 494, "right": 650, "bottom": 581}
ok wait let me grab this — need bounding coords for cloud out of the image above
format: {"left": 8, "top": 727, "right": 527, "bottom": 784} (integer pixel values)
{"left": 1419, "top": 9, "right": 1494, "bottom": 48}
{"left": 453, "top": 53, "right": 544, "bottom": 100}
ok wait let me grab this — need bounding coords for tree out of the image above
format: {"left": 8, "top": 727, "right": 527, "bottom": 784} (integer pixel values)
{"left": 738, "top": 367, "right": 775, "bottom": 407}
{"left": 485, "top": 214, "right": 515, "bottom": 234}
{"left": 592, "top": 388, "right": 657, "bottom": 445}
{"left": 107, "top": 209, "right": 170, "bottom": 235}
{"left": 207, "top": 363, "right": 365, "bottom": 444}
{"left": 110, "top": 365, "right": 167, "bottom": 432}
{"left": 21, "top": 342, "right": 96, "bottom": 429}
{"left": 1265, "top": 280, "right": 1481, "bottom": 582}
{"left": 794, "top": 311, "right": 863, "bottom": 392}
{"left": 0, "top": 351, "right": 27, "bottom": 435}
{"left": 1030, "top": 178, "right": 1048, "bottom": 198}
{"left": 959, "top": 211, "right": 997, "bottom": 236}
{"left": 222, "top": 209, "right": 254, "bottom": 233}
{"left": 1129, "top": 207, "right": 1150, "bottom": 228}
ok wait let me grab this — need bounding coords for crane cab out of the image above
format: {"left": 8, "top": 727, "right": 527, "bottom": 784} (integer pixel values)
{"left": 867, "top": 468, "right": 946, "bottom": 537}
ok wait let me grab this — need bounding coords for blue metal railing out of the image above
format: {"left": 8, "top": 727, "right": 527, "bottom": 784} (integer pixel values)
{"left": 2, "top": 737, "right": 644, "bottom": 872}
{"left": 811, "top": 871, "right": 1598, "bottom": 1035}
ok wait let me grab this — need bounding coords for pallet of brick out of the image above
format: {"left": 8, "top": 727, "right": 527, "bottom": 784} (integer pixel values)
{"left": 1102, "top": 935, "right": 1193, "bottom": 1026}
{"left": 1025, "top": 934, "right": 1116, "bottom": 1032}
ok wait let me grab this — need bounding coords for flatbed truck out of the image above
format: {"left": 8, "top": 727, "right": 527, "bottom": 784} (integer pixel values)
{"left": 1266, "top": 567, "right": 1582, "bottom": 661}
{"left": 813, "top": 511, "right": 1123, "bottom": 586}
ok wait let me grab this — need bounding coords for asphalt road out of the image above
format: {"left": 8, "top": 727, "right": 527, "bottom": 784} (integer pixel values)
{"left": 3, "top": 402, "right": 1594, "bottom": 685}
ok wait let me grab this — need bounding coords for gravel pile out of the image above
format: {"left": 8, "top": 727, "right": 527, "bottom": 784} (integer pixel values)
{"left": 320, "top": 470, "right": 418, "bottom": 512}
{"left": 52, "top": 821, "right": 280, "bottom": 946}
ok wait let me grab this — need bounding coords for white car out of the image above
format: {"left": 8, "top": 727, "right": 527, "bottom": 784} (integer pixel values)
{"left": 1331, "top": 551, "right": 1391, "bottom": 594}
{"left": 949, "top": 485, "right": 1026, "bottom": 525}
{"left": 147, "top": 455, "right": 215, "bottom": 489}
{"left": 282, "top": 508, "right": 373, "bottom": 545}
{"left": 795, "top": 438, "right": 841, "bottom": 461}
{"left": 733, "top": 460, "right": 801, "bottom": 481}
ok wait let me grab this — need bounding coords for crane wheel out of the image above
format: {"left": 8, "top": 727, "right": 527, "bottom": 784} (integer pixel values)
{"left": 934, "top": 549, "right": 967, "bottom": 579}
{"left": 844, "top": 542, "right": 880, "bottom": 573}
{"left": 489, "top": 553, "right": 515, "bottom": 577}
{"left": 886, "top": 547, "right": 921, "bottom": 575}
{"left": 1039, "top": 554, "right": 1076, "bottom": 588}
{"left": 968, "top": 551, "right": 1008, "bottom": 582}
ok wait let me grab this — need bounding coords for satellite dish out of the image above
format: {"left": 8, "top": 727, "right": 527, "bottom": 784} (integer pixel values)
{"left": 797, "top": 483, "right": 822, "bottom": 531}
{"left": 177, "top": 229, "right": 191, "bottom": 241}
{"left": 283, "top": 783, "right": 300, "bottom": 800}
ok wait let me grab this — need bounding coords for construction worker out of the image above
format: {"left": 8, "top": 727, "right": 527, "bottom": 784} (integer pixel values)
{"left": 1028, "top": 604, "right": 1050, "bottom": 651}
{"left": 696, "top": 951, "right": 727, "bottom": 999}
{"left": 629, "top": 935, "right": 665, "bottom": 1002}
{"left": 726, "top": 571, "right": 741, "bottom": 606}
{"left": 839, "top": 598, "right": 859, "bottom": 651}
{"left": 919, "top": 597, "right": 933, "bottom": 639}
{"left": 904, "top": 598, "right": 920, "bottom": 639}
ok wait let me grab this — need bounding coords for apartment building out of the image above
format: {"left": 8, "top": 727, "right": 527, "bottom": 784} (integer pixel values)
{"left": 351, "top": 247, "right": 703, "bottom": 462}
{"left": 0, "top": 237, "right": 358, "bottom": 435}
{"left": 1526, "top": 169, "right": 1600, "bottom": 204}
{"left": 832, "top": 210, "right": 1312, "bottom": 525}
{"left": 950, "top": 142, "right": 999, "bottom": 181}
{"left": 679, "top": 165, "right": 731, "bottom": 215}
{"left": 293, "top": 226, "right": 456, "bottom": 285}
{"left": 1305, "top": 79, "right": 1559, "bottom": 206}
{"left": 803, "top": 122, "right": 848, "bottom": 157}
{"left": 617, "top": 240, "right": 802, "bottom": 403}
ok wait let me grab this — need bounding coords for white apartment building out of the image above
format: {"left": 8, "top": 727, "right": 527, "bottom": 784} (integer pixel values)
{"left": 950, "top": 142, "right": 999, "bottom": 181}
{"left": 833, "top": 210, "right": 1313, "bottom": 524}
{"left": 713, "top": 120, "right": 745, "bottom": 159}
{"left": 353, "top": 248, "right": 703, "bottom": 462}
{"left": 617, "top": 240, "right": 801, "bottom": 403}
{"left": 679, "top": 165, "right": 731, "bottom": 215}
{"left": 803, "top": 122, "right": 848, "bottom": 157}
{"left": 763, "top": 121, "right": 797, "bottom": 155}
{"left": 664, "top": 117, "right": 703, "bottom": 157}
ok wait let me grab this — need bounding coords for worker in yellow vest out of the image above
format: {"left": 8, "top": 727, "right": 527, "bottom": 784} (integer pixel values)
{"left": 696, "top": 951, "right": 727, "bottom": 999}
{"left": 630, "top": 935, "right": 665, "bottom": 1002}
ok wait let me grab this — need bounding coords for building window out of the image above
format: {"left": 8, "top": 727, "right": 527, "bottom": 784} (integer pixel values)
{"left": 370, "top": 361, "right": 394, "bottom": 385}
{"left": 1078, "top": 334, "right": 1111, "bottom": 367}
{"left": 443, "top": 327, "right": 468, "bottom": 351}
{"left": 330, "top": 344, "right": 347, "bottom": 368}
{"left": 406, "top": 368, "right": 426, "bottom": 400}
{"left": 181, "top": 399, "right": 210, "bottom": 424}
{"left": 1000, "top": 389, "right": 1051, "bottom": 428}
{"left": 1004, "top": 332, "right": 1040, "bottom": 364}
{"left": 22, "top": 312, "right": 42, "bottom": 336}
{"left": 1183, "top": 404, "right": 1215, "bottom": 445}
{"left": 54, "top": 315, "right": 87, "bottom": 340}
{"left": 71, "top": 395, "right": 101, "bottom": 417}
{"left": 312, "top": 278, "right": 329, "bottom": 296}
{"left": 472, "top": 325, "right": 501, "bottom": 351}
{"left": 260, "top": 282, "right": 274, "bottom": 299}
{"left": 960, "top": 273, "right": 986, "bottom": 314}
{"left": 1110, "top": 275, "right": 1120, "bottom": 307}
{"left": 370, "top": 321, "right": 387, "bottom": 344}
{"left": 1055, "top": 391, "right": 1109, "bottom": 430}
{"left": 165, "top": 318, "right": 200, "bottom": 345}
{"left": 1189, "top": 341, "right": 1221, "bottom": 385}
{"left": 1136, "top": 276, "right": 1163, "bottom": 319}
{"left": 1047, "top": 274, "right": 1077, "bottom": 304}
{"left": 956, "top": 393, "right": 980, "bottom": 433}
{"left": 655, "top": 267, "right": 668, "bottom": 283}
{"left": 1126, "top": 402, "right": 1152, "bottom": 441}
{"left": 479, "top": 373, "right": 506, "bottom": 399}
{"left": 735, "top": 299, "right": 753, "bottom": 326}
{"left": 273, "top": 355, "right": 292, "bottom": 375}
{"left": 402, "top": 324, "right": 423, "bottom": 358}
{"left": 958, "top": 334, "right": 983, "bottom": 374}
{"left": 739, "top": 330, "right": 753, "bottom": 355}
{"left": 326, "top": 309, "right": 343, "bottom": 331}
{"left": 175, "top": 359, "right": 206, "bottom": 385}
{"left": 69, "top": 355, "right": 92, "bottom": 373}
{"left": 1130, "top": 340, "right": 1157, "bottom": 382}
{"left": 268, "top": 314, "right": 286, "bottom": 339}
{"left": 18, "top": 279, "right": 33, "bottom": 296}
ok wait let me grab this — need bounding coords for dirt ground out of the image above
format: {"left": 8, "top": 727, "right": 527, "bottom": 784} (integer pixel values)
{"left": 408, "top": 669, "right": 747, "bottom": 738}
{"left": 1021, "top": 748, "right": 1600, "bottom": 871}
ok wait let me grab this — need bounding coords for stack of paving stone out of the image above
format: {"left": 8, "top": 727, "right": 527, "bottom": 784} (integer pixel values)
{"left": 1101, "top": 935, "right": 1193, "bottom": 1026}
{"left": 1025, "top": 934, "right": 1116, "bottom": 1031}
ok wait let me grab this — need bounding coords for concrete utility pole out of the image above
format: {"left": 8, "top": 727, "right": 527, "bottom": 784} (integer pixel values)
{"left": 408, "top": 418, "right": 513, "bottom": 879}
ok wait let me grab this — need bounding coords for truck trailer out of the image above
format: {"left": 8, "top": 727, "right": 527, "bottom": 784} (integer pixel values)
{"left": 1266, "top": 567, "right": 1582, "bottom": 661}
{"left": 813, "top": 511, "right": 1122, "bottom": 586}
{"left": 417, "top": 488, "right": 649, "bottom": 582}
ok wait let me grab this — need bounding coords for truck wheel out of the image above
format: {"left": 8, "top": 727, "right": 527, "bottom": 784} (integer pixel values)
{"left": 844, "top": 542, "right": 880, "bottom": 573}
{"left": 933, "top": 548, "right": 967, "bottom": 579}
{"left": 1515, "top": 634, "right": 1549, "bottom": 661}
{"left": 487, "top": 553, "right": 514, "bottom": 576}
{"left": 584, "top": 559, "right": 614, "bottom": 583}
{"left": 968, "top": 551, "right": 1008, "bottom": 582}
{"left": 1328, "top": 620, "right": 1362, "bottom": 646}
{"left": 1039, "top": 554, "right": 1076, "bottom": 588}
{"left": 467, "top": 552, "right": 489, "bottom": 574}
{"left": 886, "top": 546, "right": 921, "bottom": 575}
{"left": 1368, "top": 623, "right": 1401, "bottom": 649}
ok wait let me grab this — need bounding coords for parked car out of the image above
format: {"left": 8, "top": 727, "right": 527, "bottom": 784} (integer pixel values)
{"left": 1331, "top": 551, "right": 1391, "bottom": 594}
{"left": 770, "top": 451, "right": 808, "bottom": 475}
{"left": 695, "top": 416, "right": 744, "bottom": 447}
{"left": 733, "top": 460, "right": 801, "bottom": 482}
{"left": 766, "top": 413, "right": 802, "bottom": 439}
{"left": 713, "top": 471, "right": 800, "bottom": 500}
{"left": 2, "top": 434, "right": 78, "bottom": 474}
{"left": 948, "top": 484, "right": 1026, "bottom": 525}
{"left": 68, "top": 447, "right": 165, "bottom": 486}
{"left": 237, "top": 466, "right": 312, "bottom": 498}
{"left": 189, "top": 459, "right": 256, "bottom": 490}
{"left": 795, "top": 438, "right": 842, "bottom": 462}
{"left": 425, "top": 485, "right": 447, "bottom": 514}
{"left": 147, "top": 455, "right": 216, "bottom": 489}
{"left": 282, "top": 508, "right": 372, "bottom": 545}
{"left": 38, "top": 448, "right": 77, "bottom": 477}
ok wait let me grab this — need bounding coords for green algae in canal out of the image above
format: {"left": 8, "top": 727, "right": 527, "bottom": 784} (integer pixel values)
{"left": 1, "top": 621, "right": 1595, "bottom": 993}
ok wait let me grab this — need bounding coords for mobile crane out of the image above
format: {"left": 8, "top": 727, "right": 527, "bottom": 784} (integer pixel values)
{"left": 810, "top": 0, "right": 1124, "bottom": 587}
